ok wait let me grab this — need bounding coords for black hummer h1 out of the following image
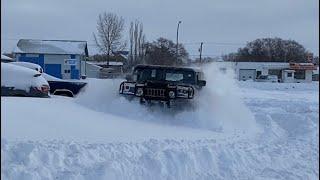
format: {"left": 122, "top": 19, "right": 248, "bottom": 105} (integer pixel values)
{"left": 119, "top": 64, "right": 206, "bottom": 107}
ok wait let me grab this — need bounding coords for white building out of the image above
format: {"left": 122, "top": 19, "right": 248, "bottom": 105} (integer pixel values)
{"left": 81, "top": 62, "right": 103, "bottom": 78}
{"left": 13, "top": 39, "right": 89, "bottom": 79}
{"left": 210, "top": 61, "right": 316, "bottom": 83}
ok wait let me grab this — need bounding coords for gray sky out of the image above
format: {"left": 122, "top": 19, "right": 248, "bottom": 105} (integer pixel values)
{"left": 1, "top": 0, "right": 319, "bottom": 57}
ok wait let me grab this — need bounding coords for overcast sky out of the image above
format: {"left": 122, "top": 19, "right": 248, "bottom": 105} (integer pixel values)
{"left": 1, "top": 0, "right": 319, "bottom": 57}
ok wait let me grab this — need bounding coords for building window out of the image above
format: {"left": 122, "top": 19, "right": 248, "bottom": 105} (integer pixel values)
{"left": 294, "top": 70, "right": 305, "bottom": 79}
{"left": 287, "top": 72, "right": 292, "bottom": 77}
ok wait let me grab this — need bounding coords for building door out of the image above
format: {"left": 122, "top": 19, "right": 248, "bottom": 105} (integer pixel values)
{"left": 45, "top": 64, "right": 62, "bottom": 79}
{"left": 239, "top": 69, "right": 256, "bottom": 81}
{"left": 62, "top": 65, "right": 71, "bottom": 79}
{"left": 70, "top": 65, "right": 79, "bottom": 79}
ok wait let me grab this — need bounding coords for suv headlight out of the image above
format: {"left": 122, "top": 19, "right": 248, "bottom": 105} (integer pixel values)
{"left": 135, "top": 87, "right": 144, "bottom": 96}
{"left": 188, "top": 87, "right": 194, "bottom": 98}
{"left": 168, "top": 90, "right": 175, "bottom": 98}
{"left": 176, "top": 86, "right": 190, "bottom": 98}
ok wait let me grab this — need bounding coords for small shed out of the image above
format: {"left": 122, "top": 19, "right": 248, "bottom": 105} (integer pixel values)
{"left": 282, "top": 70, "right": 295, "bottom": 83}
{"left": 13, "top": 39, "right": 88, "bottom": 79}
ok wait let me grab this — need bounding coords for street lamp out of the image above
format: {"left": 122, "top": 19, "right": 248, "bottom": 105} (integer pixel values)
{"left": 176, "top": 21, "right": 182, "bottom": 64}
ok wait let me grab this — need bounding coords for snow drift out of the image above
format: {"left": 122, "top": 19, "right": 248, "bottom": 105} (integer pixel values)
{"left": 2, "top": 64, "right": 318, "bottom": 180}
{"left": 75, "top": 63, "right": 260, "bottom": 135}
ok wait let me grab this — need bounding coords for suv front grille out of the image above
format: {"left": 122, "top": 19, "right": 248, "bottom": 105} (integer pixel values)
{"left": 145, "top": 88, "right": 165, "bottom": 98}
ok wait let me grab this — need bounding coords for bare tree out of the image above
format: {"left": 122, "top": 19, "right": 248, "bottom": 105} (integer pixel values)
{"left": 144, "top": 37, "right": 189, "bottom": 66}
{"left": 93, "top": 12, "right": 125, "bottom": 66}
{"left": 128, "top": 20, "right": 146, "bottom": 67}
{"left": 224, "top": 37, "right": 310, "bottom": 62}
{"left": 129, "top": 22, "right": 134, "bottom": 65}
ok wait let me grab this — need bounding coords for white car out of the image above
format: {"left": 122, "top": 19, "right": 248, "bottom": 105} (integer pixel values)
{"left": 1, "top": 63, "right": 50, "bottom": 97}
{"left": 10, "top": 61, "right": 43, "bottom": 73}
{"left": 256, "top": 75, "right": 279, "bottom": 83}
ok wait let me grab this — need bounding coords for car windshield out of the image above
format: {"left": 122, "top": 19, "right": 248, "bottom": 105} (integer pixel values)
{"left": 134, "top": 68, "right": 196, "bottom": 84}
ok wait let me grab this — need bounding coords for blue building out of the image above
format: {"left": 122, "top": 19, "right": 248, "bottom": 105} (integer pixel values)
{"left": 14, "top": 39, "right": 88, "bottom": 79}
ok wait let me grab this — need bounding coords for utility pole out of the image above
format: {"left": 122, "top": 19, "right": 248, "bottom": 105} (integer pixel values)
{"left": 176, "top": 21, "right": 182, "bottom": 65}
{"left": 199, "top": 42, "right": 203, "bottom": 64}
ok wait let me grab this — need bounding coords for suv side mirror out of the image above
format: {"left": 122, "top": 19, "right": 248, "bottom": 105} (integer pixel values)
{"left": 125, "top": 74, "right": 132, "bottom": 81}
{"left": 198, "top": 80, "right": 206, "bottom": 87}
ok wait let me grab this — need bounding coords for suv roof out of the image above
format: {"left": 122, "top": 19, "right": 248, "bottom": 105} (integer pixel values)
{"left": 134, "top": 64, "right": 200, "bottom": 72}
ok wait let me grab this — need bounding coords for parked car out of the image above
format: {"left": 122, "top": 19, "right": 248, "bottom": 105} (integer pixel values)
{"left": 10, "top": 62, "right": 87, "bottom": 97}
{"left": 312, "top": 74, "right": 319, "bottom": 81}
{"left": 1, "top": 63, "right": 50, "bottom": 97}
{"left": 256, "top": 75, "right": 279, "bottom": 83}
{"left": 42, "top": 73, "right": 87, "bottom": 97}
{"left": 10, "top": 61, "right": 43, "bottom": 73}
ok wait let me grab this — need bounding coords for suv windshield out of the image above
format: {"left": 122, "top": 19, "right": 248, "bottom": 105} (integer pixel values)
{"left": 134, "top": 68, "right": 196, "bottom": 84}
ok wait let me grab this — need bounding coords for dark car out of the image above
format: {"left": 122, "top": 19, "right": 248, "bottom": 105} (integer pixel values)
{"left": 1, "top": 63, "right": 50, "bottom": 98}
{"left": 47, "top": 80, "right": 87, "bottom": 97}
{"left": 42, "top": 73, "right": 87, "bottom": 97}
{"left": 119, "top": 64, "right": 206, "bottom": 108}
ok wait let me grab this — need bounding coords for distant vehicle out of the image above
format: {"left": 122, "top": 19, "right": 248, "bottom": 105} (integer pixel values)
{"left": 119, "top": 64, "right": 206, "bottom": 108}
{"left": 11, "top": 61, "right": 87, "bottom": 97}
{"left": 312, "top": 74, "right": 319, "bottom": 81}
{"left": 1, "top": 63, "right": 50, "bottom": 97}
{"left": 256, "top": 75, "right": 279, "bottom": 83}
{"left": 10, "top": 61, "right": 43, "bottom": 73}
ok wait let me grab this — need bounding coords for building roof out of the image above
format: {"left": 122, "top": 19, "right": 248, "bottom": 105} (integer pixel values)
{"left": 134, "top": 64, "right": 201, "bottom": 72}
{"left": 85, "top": 62, "right": 104, "bottom": 69}
{"left": 1, "top": 54, "right": 13, "bottom": 60}
{"left": 289, "top": 63, "right": 317, "bottom": 70}
{"left": 14, "top": 39, "right": 88, "bottom": 55}
{"left": 90, "top": 61, "right": 123, "bottom": 66}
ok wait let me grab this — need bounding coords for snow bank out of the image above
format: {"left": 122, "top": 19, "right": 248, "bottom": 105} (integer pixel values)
{"left": 2, "top": 132, "right": 317, "bottom": 180}
{"left": 75, "top": 63, "right": 260, "bottom": 135}
{"left": 238, "top": 81, "right": 319, "bottom": 91}
{"left": 2, "top": 65, "right": 318, "bottom": 180}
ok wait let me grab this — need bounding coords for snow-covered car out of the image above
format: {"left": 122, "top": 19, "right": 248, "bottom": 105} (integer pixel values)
{"left": 119, "top": 64, "right": 206, "bottom": 108}
{"left": 10, "top": 61, "right": 43, "bottom": 73}
{"left": 1, "top": 62, "right": 50, "bottom": 97}
{"left": 10, "top": 61, "right": 87, "bottom": 97}
{"left": 256, "top": 75, "right": 279, "bottom": 83}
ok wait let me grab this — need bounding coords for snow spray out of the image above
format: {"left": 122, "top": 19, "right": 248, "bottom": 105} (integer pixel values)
{"left": 75, "top": 64, "right": 261, "bottom": 135}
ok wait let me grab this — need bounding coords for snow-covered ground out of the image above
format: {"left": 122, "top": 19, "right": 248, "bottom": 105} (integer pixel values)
{"left": 1, "top": 65, "right": 319, "bottom": 180}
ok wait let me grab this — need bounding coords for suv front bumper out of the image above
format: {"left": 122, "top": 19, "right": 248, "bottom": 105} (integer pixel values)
{"left": 119, "top": 81, "right": 194, "bottom": 101}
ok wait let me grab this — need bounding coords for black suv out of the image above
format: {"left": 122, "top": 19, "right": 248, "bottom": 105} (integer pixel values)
{"left": 119, "top": 64, "right": 206, "bottom": 107}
